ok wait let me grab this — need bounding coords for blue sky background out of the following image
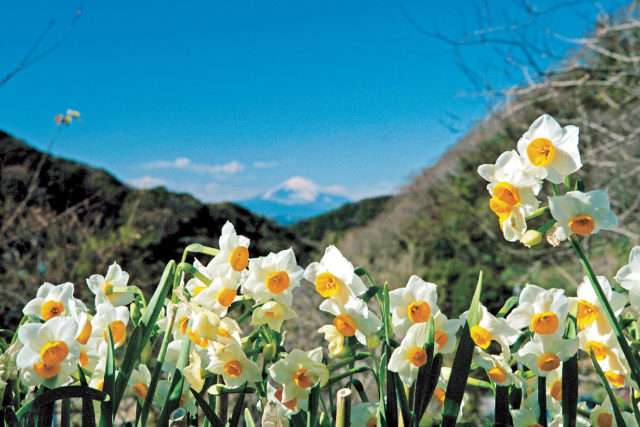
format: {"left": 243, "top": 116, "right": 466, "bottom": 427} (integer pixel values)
{"left": 0, "top": 1, "right": 630, "bottom": 202}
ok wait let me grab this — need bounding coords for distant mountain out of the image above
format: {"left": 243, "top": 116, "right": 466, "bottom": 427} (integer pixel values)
{"left": 238, "top": 176, "right": 351, "bottom": 224}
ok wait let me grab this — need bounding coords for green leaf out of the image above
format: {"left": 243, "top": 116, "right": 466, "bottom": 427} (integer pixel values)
{"left": 178, "top": 262, "right": 213, "bottom": 287}
{"left": 158, "top": 331, "right": 192, "bottom": 425}
{"left": 139, "top": 261, "right": 176, "bottom": 347}
{"left": 307, "top": 384, "right": 320, "bottom": 427}
{"left": 244, "top": 408, "right": 255, "bottom": 427}
{"left": 183, "top": 243, "right": 221, "bottom": 257}
{"left": 99, "top": 327, "right": 116, "bottom": 427}
{"left": 590, "top": 351, "right": 627, "bottom": 427}
{"left": 393, "top": 372, "right": 412, "bottom": 427}
{"left": 112, "top": 325, "right": 143, "bottom": 413}
{"left": 78, "top": 365, "right": 97, "bottom": 427}
{"left": 191, "top": 388, "right": 224, "bottom": 427}
{"left": 562, "top": 307, "right": 578, "bottom": 427}
{"left": 413, "top": 317, "right": 435, "bottom": 420}
{"left": 229, "top": 388, "right": 246, "bottom": 427}
{"left": 494, "top": 386, "right": 510, "bottom": 425}
{"left": 496, "top": 296, "right": 518, "bottom": 318}
{"left": 349, "top": 378, "right": 369, "bottom": 402}
{"left": 442, "top": 272, "right": 482, "bottom": 426}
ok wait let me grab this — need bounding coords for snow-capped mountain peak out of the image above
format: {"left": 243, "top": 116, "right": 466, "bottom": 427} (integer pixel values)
{"left": 262, "top": 176, "right": 320, "bottom": 204}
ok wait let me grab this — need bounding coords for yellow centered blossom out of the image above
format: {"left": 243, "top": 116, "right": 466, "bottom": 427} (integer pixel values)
{"left": 315, "top": 272, "right": 340, "bottom": 298}
{"left": 470, "top": 325, "right": 492, "bottom": 349}
{"left": 488, "top": 367, "right": 507, "bottom": 384}
{"left": 79, "top": 350, "right": 89, "bottom": 367}
{"left": 597, "top": 413, "right": 613, "bottom": 427}
{"left": 550, "top": 380, "right": 562, "bottom": 401}
{"left": 527, "top": 138, "right": 555, "bottom": 166}
{"left": 407, "top": 301, "right": 430, "bottom": 323}
{"left": 407, "top": 347, "right": 427, "bottom": 367}
{"left": 179, "top": 318, "right": 189, "bottom": 335}
{"left": 537, "top": 352, "right": 560, "bottom": 372}
{"left": 40, "top": 300, "right": 65, "bottom": 321}
{"left": 587, "top": 341, "right": 608, "bottom": 361}
{"left": 33, "top": 362, "right": 60, "bottom": 378}
{"left": 493, "top": 182, "right": 521, "bottom": 207}
{"left": 40, "top": 341, "right": 69, "bottom": 366}
{"left": 133, "top": 382, "right": 148, "bottom": 400}
{"left": 577, "top": 300, "right": 599, "bottom": 329}
{"left": 433, "top": 388, "right": 446, "bottom": 405}
{"left": 604, "top": 371, "right": 625, "bottom": 387}
{"left": 103, "top": 281, "right": 114, "bottom": 300}
{"left": 218, "top": 327, "right": 231, "bottom": 338}
{"left": 490, "top": 197, "right": 512, "bottom": 218}
{"left": 434, "top": 331, "right": 449, "bottom": 348}
{"left": 266, "top": 271, "right": 290, "bottom": 294}
{"left": 104, "top": 320, "right": 127, "bottom": 346}
{"left": 530, "top": 312, "right": 559, "bottom": 335}
{"left": 333, "top": 314, "right": 357, "bottom": 337}
{"left": 229, "top": 246, "right": 249, "bottom": 271}
{"left": 217, "top": 287, "right": 237, "bottom": 307}
{"left": 76, "top": 321, "right": 92, "bottom": 345}
{"left": 275, "top": 386, "right": 297, "bottom": 410}
{"left": 192, "top": 285, "right": 207, "bottom": 296}
{"left": 187, "top": 328, "right": 208, "bottom": 348}
{"left": 569, "top": 214, "right": 595, "bottom": 236}
{"left": 223, "top": 360, "right": 243, "bottom": 378}
{"left": 293, "top": 368, "right": 312, "bottom": 388}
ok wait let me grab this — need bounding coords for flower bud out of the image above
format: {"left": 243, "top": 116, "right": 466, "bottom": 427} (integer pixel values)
{"left": 520, "top": 230, "right": 542, "bottom": 247}
{"left": 366, "top": 334, "right": 380, "bottom": 349}
{"left": 140, "top": 340, "right": 153, "bottom": 363}
{"left": 262, "top": 343, "right": 277, "bottom": 362}
{"left": 130, "top": 302, "right": 142, "bottom": 325}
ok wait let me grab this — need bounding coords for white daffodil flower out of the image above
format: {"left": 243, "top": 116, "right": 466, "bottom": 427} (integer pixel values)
{"left": 244, "top": 248, "right": 304, "bottom": 306}
{"left": 510, "top": 393, "right": 542, "bottom": 427}
{"left": 598, "top": 344, "right": 632, "bottom": 389}
{"left": 16, "top": 317, "right": 80, "bottom": 387}
{"left": 572, "top": 275, "right": 625, "bottom": 335}
{"left": 269, "top": 347, "right": 329, "bottom": 402}
{"left": 128, "top": 364, "right": 152, "bottom": 402}
{"left": 433, "top": 311, "right": 461, "bottom": 355}
{"left": 191, "top": 308, "right": 221, "bottom": 341}
{"left": 185, "top": 258, "right": 213, "bottom": 297}
{"left": 266, "top": 383, "right": 307, "bottom": 417}
{"left": 251, "top": 300, "right": 298, "bottom": 332}
{"left": 87, "top": 262, "right": 134, "bottom": 307}
{"left": 318, "top": 297, "right": 382, "bottom": 347}
{"left": 303, "top": 246, "right": 367, "bottom": 305}
{"left": 578, "top": 328, "right": 619, "bottom": 366}
{"left": 388, "top": 322, "right": 431, "bottom": 387}
{"left": 389, "top": 275, "right": 440, "bottom": 337}
{"left": 23, "top": 282, "right": 83, "bottom": 321}
{"left": 192, "top": 276, "right": 239, "bottom": 317}
{"left": 589, "top": 396, "right": 637, "bottom": 426}
{"left": 549, "top": 190, "right": 617, "bottom": 241}
{"left": 494, "top": 206, "right": 528, "bottom": 242}
{"left": 516, "top": 114, "right": 581, "bottom": 183}
{"left": 215, "top": 317, "right": 243, "bottom": 347}
{"left": 478, "top": 150, "right": 542, "bottom": 217}
{"left": 207, "top": 221, "right": 250, "bottom": 281}
{"left": 350, "top": 402, "right": 379, "bottom": 427}
{"left": 91, "top": 303, "right": 129, "bottom": 350}
{"left": 545, "top": 366, "right": 564, "bottom": 405}
{"left": 615, "top": 246, "right": 640, "bottom": 313}
{"left": 513, "top": 335, "right": 578, "bottom": 377}
{"left": 206, "top": 340, "right": 262, "bottom": 388}
{"left": 163, "top": 338, "right": 210, "bottom": 375}
{"left": 507, "top": 284, "right": 570, "bottom": 339}
{"left": 475, "top": 350, "right": 519, "bottom": 387}
{"left": 465, "top": 304, "right": 520, "bottom": 358}
{"left": 183, "top": 350, "right": 205, "bottom": 393}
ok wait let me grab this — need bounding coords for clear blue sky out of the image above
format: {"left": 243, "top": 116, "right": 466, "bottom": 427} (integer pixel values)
{"left": 0, "top": 1, "right": 629, "bottom": 202}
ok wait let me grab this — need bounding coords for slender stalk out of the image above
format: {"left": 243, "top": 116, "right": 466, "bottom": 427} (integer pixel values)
{"left": 494, "top": 386, "right": 510, "bottom": 426}
{"left": 335, "top": 388, "right": 352, "bottom": 427}
{"left": 525, "top": 206, "right": 550, "bottom": 221}
{"left": 538, "top": 376, "right": 547, "bottom": 427}
{"left": 569, "top": 236, "right": 640, "bottom": 387}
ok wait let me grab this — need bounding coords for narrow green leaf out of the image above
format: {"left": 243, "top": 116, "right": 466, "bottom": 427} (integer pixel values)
{"left": 413, "top": 317, "right": 435, "bottom": 420}
{"left": 361, "top": 286, "right": 381, "bottom": 303}
{"left": 393, "top": 372, "right": 412, "bottom": 427}
{"left": 61, "top": 398, "right": 71, "bottom": 427}
{"left": 496, "top": 296, "right": 518, "bottom": 318}
{"left": 378, "top": 352, "right": 387, "bottom": 406}
{"left": 78, "top": 366, "right": 97, "bottom": 427}
{"left": 538, "top": 377, "right": 547, "bottom": 427}
{"left": 495, "top": 386, "right": 510, "bottom": 426}
{"left": 562, "top": 306, "right": 578, "bottom": 427}
{"left": 349, "top": 379, "right": 369, "bottom": 403}
{"left": 307, "top": 384, "right": 320, "bottom": 427}
{"left": 442, "top": 272, "right": 482, "bottom": 426}
{"left": 3, "top": 407, "right": 18, "bottom": 427}
{"left": 385, "top": 370, "right": 398, "bottom": 427}
{"left": 178, "top": 262, "right": 213, "bottom": 287}
{"left": 244, "top": 408, "right": 255, "bottom": 427}
{"left": 191, "top": 388, "right": 224, "bottom": 427}
{"left": 229, "top": 390, "right": 246, "bottom": 427}
{"left": 139, "top": 260, "right": 176, "bottom": 346}
{"left": 590, "top": 351, "right": 627, "bottom": 427}
{"left": 112, "top": 325, "right": 143, "bottom": 413}
{"left": 99, "top": 327, "right": 116, "bottom": 427}
{"left": 158, "top": 332, "right": 192, "bottom": 425}
{"left": 419, "top": 353, "right": 443, "bottom": 421}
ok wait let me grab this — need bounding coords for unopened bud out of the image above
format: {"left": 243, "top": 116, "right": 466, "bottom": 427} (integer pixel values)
{"left": 130, "top": 302, "right": 142, "bottom": 324}
{"left": 140, "top": 340, "right": 153, "bottom": 363}
{"left": 262, "top": 343, "right": 277, "bottom": 362}
{"left": 520, "top": 230, "right": 542, "bottom": 247}
{"left": 366, "top": 334, "right": 380, "bottom": 349}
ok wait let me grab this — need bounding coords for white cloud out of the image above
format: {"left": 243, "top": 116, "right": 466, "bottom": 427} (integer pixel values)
{"left": 322, "top": 184, "right": 348, "bottom": 196}
{"left": 143, "top": 157, "right": 245, "bottom": 175}
{"left": 128, "top": 176, "right": 168, "bottom": 189}
{"left": 253, "top": 161, "right": 280, "bottom": 169}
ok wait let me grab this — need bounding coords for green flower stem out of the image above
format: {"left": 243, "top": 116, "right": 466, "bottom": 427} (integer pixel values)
{"left": 538, "top": 376, "right": 547, "bottom": 427}
{"left": 525, "top": 206, "right": 550, "bottom": 221}
{"left": 328, "top": 366, "right": 373, "bottom": 384}
{"left": 537, "top": 219, "right": 557, "bottom": 235}
{"left": 335, "top": 388, "right": 352, "bottom": 427}
{"left": 569, "top": 236, "right": 640, "bottom": 387}
{"left": 564, "top": 175, "right": 571, "bottom": 191}
{"left": 551, "top": 183, "right": 560, "bottom": 196}
{"left": 327, "top": 353, "right": 373, "bottom": 372}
